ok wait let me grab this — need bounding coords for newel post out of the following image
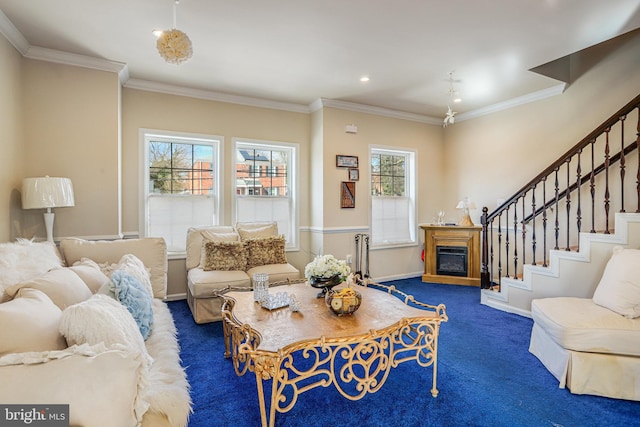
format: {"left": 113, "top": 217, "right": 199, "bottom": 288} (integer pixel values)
{"left": 480, "top": 206, "right": 490, "bottom": 289}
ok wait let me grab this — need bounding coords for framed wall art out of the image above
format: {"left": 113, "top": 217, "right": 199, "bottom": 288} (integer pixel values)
{"left": 348, "top": 168, "right": 359, "bottom": 181}
{"left": 336, "top": 155, "right": 358, "bottom": 168}
{"left": 341, "top": 181, "right": 355, "bottom": 208}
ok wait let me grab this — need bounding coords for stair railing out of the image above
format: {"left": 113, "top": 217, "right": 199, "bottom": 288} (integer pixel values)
{"left": 480, "top": 94, "right": 640, "bottom": 289}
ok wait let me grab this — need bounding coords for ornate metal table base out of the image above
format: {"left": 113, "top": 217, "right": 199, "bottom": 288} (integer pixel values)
{"left": 221, "top": 281, "right": 447, "bottom": 427}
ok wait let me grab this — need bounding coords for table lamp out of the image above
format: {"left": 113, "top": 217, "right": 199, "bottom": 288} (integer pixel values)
{"left": 456, "top": 197, "right": 476, "bottom": 227}
{"left": 22, "top": 176, "right": 75, "bottom": 242}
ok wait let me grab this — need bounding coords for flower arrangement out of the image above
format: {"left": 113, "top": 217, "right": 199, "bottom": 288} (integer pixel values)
{"left": 304, "top": 254, "right": 350, "bottom": 282}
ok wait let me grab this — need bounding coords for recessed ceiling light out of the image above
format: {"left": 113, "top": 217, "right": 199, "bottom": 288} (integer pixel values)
{"left": 453, "top": 98, "right": 462, "bottom": 103}
{"left": 360, "top": 76, "right": 370, "bottom": 83}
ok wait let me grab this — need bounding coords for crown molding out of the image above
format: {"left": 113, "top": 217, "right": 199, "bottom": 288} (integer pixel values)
{"left": 456, "top": 83, "right": 567, "bottom": 122}
{"left": 24, "top": 46, "right": 129, "bottom": 84}
{"left": 317, "top": 98, "right": 443, "bottom": 125}
{"left": 0, "top": 9, "right": 29, "bottom": 54}
{"left": 124, "top": 78, "right": 310, "bottom": 114}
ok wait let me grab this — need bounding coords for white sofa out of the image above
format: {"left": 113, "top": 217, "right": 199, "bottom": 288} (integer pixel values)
{"left": 0, "top": 238, "right": 191, "bottom": 427}
{"left": 529, "top": 246, "right": 640, "bottom": 401}
{"left": 186, "top": 222, "right": 300, "bottom": 323}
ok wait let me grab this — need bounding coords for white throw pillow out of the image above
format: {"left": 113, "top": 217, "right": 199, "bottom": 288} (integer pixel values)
{"left": 592, "top": 247, "right": 640, "bottom": 318}
{"left": 4, "top": 268, "right": 92, "bottom": 310}
{"left": 236, "top": 222, "right": 278, "bottom": 240}
{"left": 0, "top": 239, "right": 62, "bottom": 295}
{"left": 59, "top": 294, "right": 152, "bottom": 367}
{"left": 0, "top": 288, "right": 67, "bottom": 356}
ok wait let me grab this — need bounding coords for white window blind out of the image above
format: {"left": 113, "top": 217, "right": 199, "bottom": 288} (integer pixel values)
{"left": 236, "top": 197, "right": 291, "bottom": 242}
{"left": 371, "top": 196, "right": 412, "bottom": 244}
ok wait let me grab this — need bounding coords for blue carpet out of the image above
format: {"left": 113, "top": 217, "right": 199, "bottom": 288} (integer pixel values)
{"left": 168, "top": 278, "right": 640, "bottom": 426}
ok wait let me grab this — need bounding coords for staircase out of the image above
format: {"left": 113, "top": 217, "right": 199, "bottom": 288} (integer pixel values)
{"left": 480, "top": 94, "right": 640, "bottom": 317}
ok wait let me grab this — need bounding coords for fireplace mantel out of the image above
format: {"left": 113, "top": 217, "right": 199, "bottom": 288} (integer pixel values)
{"left": 420, "top": 224, "right": 481, "bottom": 286}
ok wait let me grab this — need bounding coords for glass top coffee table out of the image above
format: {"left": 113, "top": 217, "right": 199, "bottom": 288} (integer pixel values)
{"left": 220, "top": 280, "right": 448, "bottom": 427}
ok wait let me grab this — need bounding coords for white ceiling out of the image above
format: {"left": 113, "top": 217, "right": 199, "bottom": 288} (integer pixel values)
{"left": 1, "top": 0, "right": 639, "bottom": 121}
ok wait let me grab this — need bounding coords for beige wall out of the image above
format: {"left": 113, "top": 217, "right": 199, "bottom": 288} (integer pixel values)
{"left": 21, "top": 60, "right": 121, "bottom": 240}
{"left": 0, "top": 35, "right": 23, "bottom": 242}
{"left": 442, "top": 32, "right": 640, "bottom": 225}
{"left": 317, "top": 107, "right": 444, "bottom": 279}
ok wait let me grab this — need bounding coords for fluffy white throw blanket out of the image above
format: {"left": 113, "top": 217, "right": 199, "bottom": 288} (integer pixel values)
{"left": 145, "top": 300, "right": 192, "bottom": 427}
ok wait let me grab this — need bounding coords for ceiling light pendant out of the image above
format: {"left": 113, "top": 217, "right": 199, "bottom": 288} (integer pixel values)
{"left": 443, "top": 72, "right": 460, "bottom": 127}
{"left": 156, "top": 0, "right": 192, "bottom": 65}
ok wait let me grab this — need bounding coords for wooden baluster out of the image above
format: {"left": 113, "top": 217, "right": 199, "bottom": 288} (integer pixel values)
{"left": 604, "top": 128, "right": 611, "bottom": 234}
{"left": 636, "top": 106, "right": 640, "bottom": 213}
{"left": 590, "top": 139, "right": 596, "bottom": 233}
{"left": 554, "top": 168, "right": 560, "bottom": 250}
{"left": 576, "top": 148, "right": 582, "bottom": 251}
{"left": 620, "top": 115, "right": 626, "bottom": 212}
{"left": 505, "top": 205, "right": 510, "bottom": 279}
{"left": 489, "top": 215, "right": 494, "bottom": 288}
{"left": 565, "top": 158, "right": 571, "bottom": 251}
{"left": 513, "top": 202, "right": 518, "bottom": 279}
{"left": 530, "top": 186, "right": 536, "bottom": 265}
{"left": 498, "top": 212, "right": 503, "bottom": 283}
{"left": 542, "top": 177, "right": 548, "bottom": 267}
{"left": 480, "top": 207, "right": 490, "bottom": 289}
{"left": 522, "top": 195, "right": 527, "bottom": 267}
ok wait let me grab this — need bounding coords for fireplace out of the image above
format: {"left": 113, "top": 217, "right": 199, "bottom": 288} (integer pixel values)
{"left": 420, "top": 225, "right": 481, "bottom": 286}
{"left": 436, "top": 246, "right": 468, "bottom": 277}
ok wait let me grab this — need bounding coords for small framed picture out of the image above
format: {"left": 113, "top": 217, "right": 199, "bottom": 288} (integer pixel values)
{"left": 336, "top": 155, "right": 359, "bottom": 168}
{"left": 341, "top": 181, "right": 356, "bottom": 208}
{"left": 348, "top": 168, "right": 359, "bottom": 181}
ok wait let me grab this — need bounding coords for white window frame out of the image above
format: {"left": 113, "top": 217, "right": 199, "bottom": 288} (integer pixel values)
{"left": 140, "top": 129, "right": 223, "bottom": 255}
{"left": 232, "top": 138, "right": 298, "bottom": 250}
{"left": 369, "top": 145, "right": 417, "bottom": 248}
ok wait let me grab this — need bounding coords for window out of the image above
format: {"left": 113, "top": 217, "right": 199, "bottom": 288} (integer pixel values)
{"left": 370, "top": 147, "right": 416, "bottom": 246}
{"left": 234, "top": 139, "right": 297, "bottom": 248}
{"left": 142, "top": 130, "right": 221, "bottom": 253}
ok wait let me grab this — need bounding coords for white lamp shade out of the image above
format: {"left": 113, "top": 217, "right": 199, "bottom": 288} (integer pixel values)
{"left": 22, "top": 177, "right": 75, "bottom": 209}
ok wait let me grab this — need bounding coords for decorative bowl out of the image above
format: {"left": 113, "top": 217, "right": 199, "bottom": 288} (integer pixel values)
{"left": 325, "top": 288, "right": 362, "bottom": 316}
{"left": 309, "top": 275, "right": 342, "bottom": 298}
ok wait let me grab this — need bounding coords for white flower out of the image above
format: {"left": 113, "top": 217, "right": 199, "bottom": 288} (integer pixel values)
{"left": 304, "top": 254, "right": 350, "bottom": 281}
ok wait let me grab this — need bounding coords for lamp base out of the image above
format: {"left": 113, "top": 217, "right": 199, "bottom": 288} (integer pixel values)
{"left": 43, "top": 211, "right": 55, "bottom": 243}
{"left": 459, "top": 214, "right": 474, "bottom": 227}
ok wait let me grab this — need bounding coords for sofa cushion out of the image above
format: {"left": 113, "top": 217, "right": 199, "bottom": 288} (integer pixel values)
{"left": 104, "top": 270, "right": 155, "bottom": 340}
{"left": 68, "top": 262, "right": 111, "bottom": 293}
{"left": 187, "top": 268, "right": 250, "bottom": 297}
{"left": 199, "top": 230, "right": 241, "bottom": 268}
{"left": 59, "top": 238, "right": 167, "bottom": 299}
{"left": 531, "top": 297, "right": 640, "bottom": 357}
{"left": 0, "top": 343, "right": 148, "bottom": 427}
{"left": 245, "top": 236, "right": 288, "bottom": 269}
{"left": 59, "top": 294, "right": 152, "bottom": 367}
{"left": 4, "top": 268, "right": 92, "bottom": 310}
{"left": 203, "top": 241, "right": 247, "bottom": 271}
{"left": 186, "top": 226, "right": 235, "bottom": 270}
{"left": 237, "top": 223, "right": 278, "bottom": 240}
{"left": 592, "top": 247, "right": 640, "bottom": 318}
{"left": 0, "top": 288, "right": 67, "bottom": 356}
